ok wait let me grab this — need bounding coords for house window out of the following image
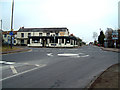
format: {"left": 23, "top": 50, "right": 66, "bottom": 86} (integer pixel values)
{"left": 62, "top": 38, "right": 64, "bottom": 43}
{"left": 66, "top": 38, "right": 70, "bottom": 43}
{"left": 28, "top": 33, "right": 31, "bottom": 37}
{"left": 56, "top": 33, "right": 58, "bottom": 36}
{"left": 4, "top": 34, "right": 7, "bottom": 38}
{"left": 14, "top": 40, "right": 16, "bottom": 43}
{"left": 21, "top": 33, "right": 24, "bottom": 37}
{"left": 39, "top": 33, "right": 42, "bottom": 36}
{"left": 21, "top": 39, "right": 24, "bottom": 44}
{"left": 47, "top": 33, "right": 50, "bottom": 36}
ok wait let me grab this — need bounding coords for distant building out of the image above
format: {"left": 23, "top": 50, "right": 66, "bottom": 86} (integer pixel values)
{"left": 2, "top": 31, "right": 17, "bottom": 45}
{"left": 104, "top": 28, "right": 120, "bottom": 48}
{"left": 17, "top": 27, "right": 78, "bottom": 47}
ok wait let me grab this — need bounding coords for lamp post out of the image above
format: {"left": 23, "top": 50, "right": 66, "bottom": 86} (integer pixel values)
{"left": 10, "top": 0, "right": 14, "bottom": 49}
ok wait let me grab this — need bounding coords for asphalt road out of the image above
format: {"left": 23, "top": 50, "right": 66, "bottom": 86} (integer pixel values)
{"left": 1, "top": 45, "right": 119, "bottom": 88}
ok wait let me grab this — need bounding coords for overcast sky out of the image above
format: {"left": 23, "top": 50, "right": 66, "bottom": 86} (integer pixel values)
{"left": 0, "top": 0, "right": 119, "bottom": 43}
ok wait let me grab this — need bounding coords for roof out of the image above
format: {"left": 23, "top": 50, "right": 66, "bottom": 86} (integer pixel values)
{"left": 2, "top": 31, "right": 17, "bottom": 35}
{"left": 18, "top": 27, "right": 68, "bottom": 32}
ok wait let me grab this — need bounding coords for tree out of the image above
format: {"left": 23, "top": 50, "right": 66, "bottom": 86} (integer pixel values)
{"left": 98, "top": 31, "right": 105, "bottom": 46}
{"left": 105, "top": 28, "right": 113, "bottom": 40}
{"left": 77, "top": 37, "right": 82, "bottom": 46}
{"left": 93, "top": 32, "right": 98, "bottom": 41}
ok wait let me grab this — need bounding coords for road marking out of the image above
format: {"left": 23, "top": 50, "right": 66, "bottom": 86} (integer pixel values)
{"left": 78, "top": 53, "right": 84, "bottom": 54}
{"left": 35, "top": 64, "right": 40, "bottom": 67}
{"left": 27, "top": 49, "right": 32, "bottom": 52}
{"left": 0, "top": 61, "right": 5, "bottom": 64}
{"left": 47, "top": 53, "right": 53, "bottom": 56}
{"left": 58, "top": 53, "right": 90, "bottom": 58}
{"left": 58, "top": 53, "right": 79, "bottom": 57}
{"left": 80, "top": 55, "right": 89, "bottom": 57}
{"left": 0, "top": 64, "right": 46, "bottom": 81}
{"left": 0, "top": 61, "right": 15, "bottom": 65}
{"left": 10, "top": 65, "right": 18, "bottom": 74}
{"left": 4, "top": 62, "right": 15, "bottom": 65}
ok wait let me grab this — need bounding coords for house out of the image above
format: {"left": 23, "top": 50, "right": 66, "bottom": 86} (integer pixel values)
{"left": 104, "top": 28, "right": 120, "bottom": 48}
{"left": 17, "top": 27, "right": 78, "bottom": 47}
{"left": 2, "top": 31, "right": 17, "bottom": 45}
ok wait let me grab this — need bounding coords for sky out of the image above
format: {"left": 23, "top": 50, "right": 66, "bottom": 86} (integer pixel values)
{"left": 0, "top": 0, "right": 119, "bottom": 43}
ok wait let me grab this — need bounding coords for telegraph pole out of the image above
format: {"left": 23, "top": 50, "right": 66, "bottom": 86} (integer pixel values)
{"left": 10, "top": 0, "right": 14, "bottom": 49}
{"left": 0, "top": 20, "right": 2, "bottom": 30}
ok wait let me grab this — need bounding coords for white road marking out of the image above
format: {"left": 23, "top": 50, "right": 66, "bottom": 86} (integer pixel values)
{"left": 58, "top": 53, "right": 90, "bottom": 58}
{"left": 4, "top": 62, "right": 15, "bottom": 65}
{"left": 0, "top": 64, "right": 46, "bottom": 81}
{"left": 47, "top": 53, "right": 53, "bottom": 56}
{"left": 0, "top": 61, "right": 15, "bottom": 65}
{"left": 78, "top": 53, "right": 84, "bottom": 54}
{"left": 10, "top": 65, "right": 18, "bottom": 74}
{"left": 58, "top": 53, "right": 79, "bottom": 57}
{"left": 35, "top": 64, "right": 40, "bottom": 67}
{"left": 0, "top": 61, "right": 5, "bottom": 64}
{"left": 80, "top": 55, "right": 89, "bottom": 57}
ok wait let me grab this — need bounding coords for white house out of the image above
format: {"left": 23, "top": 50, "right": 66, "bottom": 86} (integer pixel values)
{"left": 17, "top": 27, "right": 78, "bottom": 47}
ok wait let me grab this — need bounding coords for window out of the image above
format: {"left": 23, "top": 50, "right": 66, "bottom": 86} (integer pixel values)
{"left": 62, "top": 38, "right": 64, "bottom": 43}
{"left": 66, "top": 38, "right": 70, "bottom": 43}
{"left": 21, "top": 33, "right": 24, "bottom": 37}
{"left": 14, "top": 40, "right": 16, "bottom": 43}
{"left": 47, "top": 33, "right": 50, "bottom": 36}
{"left": 28, "top": 33, "right": 31, "bottom": 37}
{"left": 50, "top": 37, "right": 54, "bottom": 43}
{"left": 34, "top": 40, "right": 38, "bottom": 43}
{"left": 21, "top": 40, "right": 24, "bottom": 44}
{"left": 4, "top": 34, "right": 7, "bottom": 38}
{"left": 8, "top": 36, "right": 10, "bottom": 39}
{"left": 39, "top": 33, "right": 42, "bottom": 36}
{"left": 56, "top": 33, "right": 58, "bottom": 36}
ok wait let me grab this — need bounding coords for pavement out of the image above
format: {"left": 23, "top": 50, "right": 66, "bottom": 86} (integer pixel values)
{"left": 1, "top": 45, "right": 119, "bottom": 88}
{"left": 88, "top": 46, "right": 120, "bottom": 89}
{"left": 100, "top": 47, "right": 120, "bottom": 53}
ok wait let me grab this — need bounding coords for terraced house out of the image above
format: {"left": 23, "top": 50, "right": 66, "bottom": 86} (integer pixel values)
{"left": 17, "top": 27, "right": 78, "bottom": 47}
{"left": 2, "top": 31, "right": 17, "bottom": 45}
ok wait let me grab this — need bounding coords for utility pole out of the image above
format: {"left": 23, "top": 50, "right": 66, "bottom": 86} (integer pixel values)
{"left": 0, "top": 20, "right": 2, "bottom": 30}
{"left": 10, "top": 0, "right": 14, "bottom": 49}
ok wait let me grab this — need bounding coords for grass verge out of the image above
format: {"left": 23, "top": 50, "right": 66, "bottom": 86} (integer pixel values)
{"left": 2, "top": 46, "right": 22, "bottom": 52}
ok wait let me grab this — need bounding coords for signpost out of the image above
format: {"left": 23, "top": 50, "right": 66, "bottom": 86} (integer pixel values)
{"left": 112, "top": 30, "right": 118, "bottom": 48}
{"left": 9, "top": 31, "right": 13, "bottom": 36}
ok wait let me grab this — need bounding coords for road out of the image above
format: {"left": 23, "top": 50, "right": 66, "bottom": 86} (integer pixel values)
{"left": 1, "top": 45, "right": 118, "bottom": 88}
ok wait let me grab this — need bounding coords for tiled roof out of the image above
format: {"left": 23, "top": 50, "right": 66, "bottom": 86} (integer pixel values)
{"left": 2, "top": 31, "right": 17, "bottom": 34}
{"left": 18, "top": 27, "right": 68, "bottom": 32}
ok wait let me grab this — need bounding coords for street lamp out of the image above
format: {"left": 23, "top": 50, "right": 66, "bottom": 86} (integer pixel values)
{"left": 10, "top": 0, "right": 14, "bottom": 49}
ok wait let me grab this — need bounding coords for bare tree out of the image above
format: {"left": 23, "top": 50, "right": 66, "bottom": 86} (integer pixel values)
{"left": 93, "top": 32, "right": 98, "bottom": 41}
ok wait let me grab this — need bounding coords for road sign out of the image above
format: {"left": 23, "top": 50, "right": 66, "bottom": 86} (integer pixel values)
{"left": 9, "top": 31, "right": 13, "bottom": 35}
{"left": 112, "top": 30, "right": 118, "bottom": 40}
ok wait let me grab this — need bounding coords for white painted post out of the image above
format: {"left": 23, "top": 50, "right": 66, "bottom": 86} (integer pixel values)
{"left": 30, "top": 39, "right": 32, "bottom": 44}
{"left": 64, "top": 39, "right": 66, "bottom": 44}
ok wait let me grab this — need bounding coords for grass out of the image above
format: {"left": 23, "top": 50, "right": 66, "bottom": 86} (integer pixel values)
{"left": 2, "top": 46, "right": 22, "bottom": 52}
